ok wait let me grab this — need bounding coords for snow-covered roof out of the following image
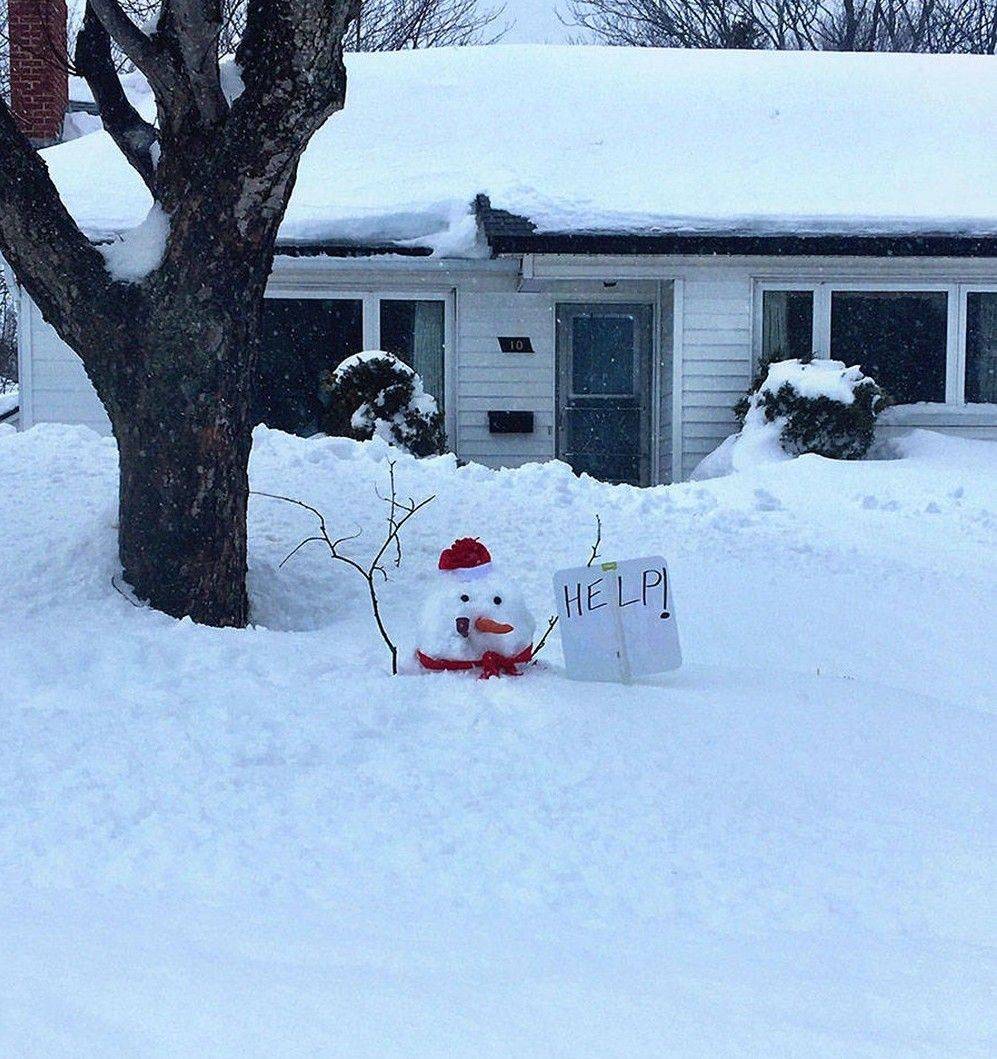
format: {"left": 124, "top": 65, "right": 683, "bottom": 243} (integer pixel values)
{"left": 43, "top": 45, "right": 997, "bottom": 256}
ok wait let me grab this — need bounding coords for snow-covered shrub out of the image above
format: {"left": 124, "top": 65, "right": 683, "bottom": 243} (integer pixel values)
{"left": 320, "top": 351, "right": 446, "bottom": 458}
{"left": 742, "top": 356, "right": 887, "bottom": 459}
{"left": 693, "top": 357, "right": 887, "bottom": 480}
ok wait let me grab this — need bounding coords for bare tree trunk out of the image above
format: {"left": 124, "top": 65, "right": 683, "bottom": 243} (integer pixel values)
{"left": 86, "top": 262, "right": 267, "bottom": 627}
{"left": 111, "top": 343, "right": 255, "bottom": 626}
{"left": 0, "top": 1, "right": 362, "bottom": 627}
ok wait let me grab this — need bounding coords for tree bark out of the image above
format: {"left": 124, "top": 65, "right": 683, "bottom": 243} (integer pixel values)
{"left": 0, "top": 1, "right": 361, "bottom": 628}
{"left": 116, "top": 404, "right": 252, "bottom": 627}
{"left": 113, "top": 375, "right": 253, "bottom": 626}
{"left": 92, "top": 270, "right": 266, "bottom": 628}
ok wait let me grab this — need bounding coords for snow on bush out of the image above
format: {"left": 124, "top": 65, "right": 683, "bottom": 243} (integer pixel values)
{"left": 695, "top": 357, "right": 887, "bottom": 480}
{"left": 320, "top": 351, "right": 446, "bottom": 458}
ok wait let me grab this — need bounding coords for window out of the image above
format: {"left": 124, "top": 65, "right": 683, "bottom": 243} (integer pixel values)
{"left": 830, "top": 290, "right": 948, "bottom": 405}
{"left": 255, "top": 293, "right": 450, "bottom": 437}
{"left": 571, "top": 313, "right": 637, "bottom": 395}
{"left": 379, "top": 299, "right": 445, "bottom": 409}
{"left": 761, "top": 290, "right": 813, "bottom": 363}
{"left": 256, "top": 298, "right": 362, "bottom": 435}
{"left": 966, "top": 292, "right": 997, "bottom": 404}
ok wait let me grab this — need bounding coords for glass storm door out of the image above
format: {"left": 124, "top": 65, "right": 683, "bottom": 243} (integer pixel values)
{"left": 556, "top": 303, "right": 653, "bottom": 486}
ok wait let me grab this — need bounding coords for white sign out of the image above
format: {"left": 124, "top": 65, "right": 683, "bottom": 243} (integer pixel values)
{"left": 553, "top": 556, "right": 681, "bottom": 683}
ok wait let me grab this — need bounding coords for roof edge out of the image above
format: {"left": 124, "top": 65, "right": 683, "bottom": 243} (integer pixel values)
{"left": 273, "top": 241, "right": 433, "bottom": 259}
{"left": 490, "top": 231, "right": 997, "bottom": 258}
{"left": 474, "top": 197, "right": 997, "bottom": 258}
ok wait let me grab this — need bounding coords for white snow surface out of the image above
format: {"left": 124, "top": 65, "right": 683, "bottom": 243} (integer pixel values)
{"left": 333, "top": 349, "right": 417, "bottom": 380}
{"left": 760, "top": 357, "right": 868, "bottom": 404}
{"left": 96, "top": 204, "right": 170, "bottom": 282}
{"left": 0, "top": 424, "right": 995, "bottom": 1055}
{"left": 48, "top": 47, "right": 997, "bottom": 252}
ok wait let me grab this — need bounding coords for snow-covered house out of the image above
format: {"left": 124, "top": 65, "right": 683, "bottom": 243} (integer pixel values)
{"left": 10, "top": 41, "right": 997, "bottom": 483}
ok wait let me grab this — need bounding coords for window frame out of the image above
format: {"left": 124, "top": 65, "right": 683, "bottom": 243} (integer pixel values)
{"left": 959, "top": 284, "right": 997, "bottom": 406}
{"left": 753, "top": 279, "right": 980, "bottom": 410}
{"left": 753, "top": 281, "right": 822, "bottom": 363}
{"left": 262, "top": 287, "right": 455, "bottom": 442}
{"left": 568, "top": 309, "right": 644, "bottom": 399}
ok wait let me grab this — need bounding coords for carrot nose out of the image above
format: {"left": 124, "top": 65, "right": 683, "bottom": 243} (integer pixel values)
{"left": 475, "top": 616, "right": 513, "bottom": 634}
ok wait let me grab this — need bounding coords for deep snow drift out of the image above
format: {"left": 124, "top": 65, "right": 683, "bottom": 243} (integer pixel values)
{"left": 0, "top": 424, "right": 994, "bottom": 1056}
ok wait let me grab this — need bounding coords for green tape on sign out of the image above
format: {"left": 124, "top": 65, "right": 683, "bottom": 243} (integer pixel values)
{"left": 601, "top": 561, "right": 617, "bottom": 571}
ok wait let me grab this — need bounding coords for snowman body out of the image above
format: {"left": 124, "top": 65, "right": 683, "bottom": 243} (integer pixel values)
{"left": 416, "top": 540, "right": 536, "bottom": 676}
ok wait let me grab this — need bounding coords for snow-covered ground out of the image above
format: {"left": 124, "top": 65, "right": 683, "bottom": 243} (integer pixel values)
{"left": 0, "top": 424, "right": 993, "bottom": 1056}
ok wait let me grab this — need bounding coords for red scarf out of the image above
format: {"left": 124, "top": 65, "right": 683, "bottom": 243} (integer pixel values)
{"left": 416, "top": 644, "right": 533, "bottom": 679}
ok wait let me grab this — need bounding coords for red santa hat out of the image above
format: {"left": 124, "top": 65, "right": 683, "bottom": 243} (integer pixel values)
{"left": 438, "top": 538, "right": 492, "bottom": 578}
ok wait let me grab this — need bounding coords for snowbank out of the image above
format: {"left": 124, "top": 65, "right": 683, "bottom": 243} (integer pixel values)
{"left": 45, "top": 47, "right": 997, "bottom": 252}
{"left": 0, "top": 424, "right": 994, "bottom": 1054}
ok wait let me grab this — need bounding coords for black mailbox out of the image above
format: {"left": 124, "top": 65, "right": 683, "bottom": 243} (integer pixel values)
{"left": 488, "top": 411, "right": 534, "bottom": 434}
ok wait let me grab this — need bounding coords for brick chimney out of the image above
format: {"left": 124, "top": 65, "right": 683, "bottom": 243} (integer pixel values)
{"left": 9, "top": 0, "right": 69, "bottom": 147}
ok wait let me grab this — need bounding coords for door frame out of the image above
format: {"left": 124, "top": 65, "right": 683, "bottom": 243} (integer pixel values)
{"left": 554, "top": 301, "right": 656, "bottom": 486}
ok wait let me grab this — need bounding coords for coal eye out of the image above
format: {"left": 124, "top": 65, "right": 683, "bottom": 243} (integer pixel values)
{"left": 460, "top": 594, "right": 470, "bottom": 603}
{"left": 493, "top": 596, "right": 502, "bottom": 605}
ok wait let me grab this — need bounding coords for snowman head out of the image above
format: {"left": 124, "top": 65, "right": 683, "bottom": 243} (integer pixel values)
{"left": 427, "top": 538, "right": 536, "bottom": 660}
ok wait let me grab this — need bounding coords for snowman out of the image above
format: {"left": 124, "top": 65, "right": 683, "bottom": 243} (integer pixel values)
{"left": 416, "top": 538, "right": 536, "bottom": 678}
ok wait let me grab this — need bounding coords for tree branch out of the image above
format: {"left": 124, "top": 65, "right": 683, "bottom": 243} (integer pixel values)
{"left": 159, "top": 0, "right": 229, "bottom": 125}
{"left": 75, "top": 5, "right": 159, "bottom": 190}
{"left": 87, "top": 0, "right": 161, "bottom": 74}
{"left": 531, "top": 514, "right": 603, "bottom": 664}
{"left": 0, "top": 100, "right": 122, "bottom": 359}
{"left": 253, "top": 469, "right": 435, "bottom": 676}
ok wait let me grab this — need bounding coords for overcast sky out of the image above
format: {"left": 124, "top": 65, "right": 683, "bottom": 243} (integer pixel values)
{"left": 501, "top": 0, "right": 574, "bottom": 43}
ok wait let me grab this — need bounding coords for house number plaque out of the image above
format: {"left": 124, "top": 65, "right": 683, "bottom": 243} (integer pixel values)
{"left": 498, "top": 336, "right": 534, "bottom": 353}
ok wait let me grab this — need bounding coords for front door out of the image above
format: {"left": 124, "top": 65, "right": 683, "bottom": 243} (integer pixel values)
{"left": 556, "top": 303, "right": 653, "bottom": 485}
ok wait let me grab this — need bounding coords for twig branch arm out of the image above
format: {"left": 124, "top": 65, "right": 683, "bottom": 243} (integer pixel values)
{"left": 531, "top": 513, "right": 604, "bottom": 663}
{"left": 587, "top": 514, "right": 603, "bottom": 567}
{"left": 252, "top": 474, "right": 434, "bottom": 676}
{"left": 531, "top": 616, "right": 559, "bottom": 660}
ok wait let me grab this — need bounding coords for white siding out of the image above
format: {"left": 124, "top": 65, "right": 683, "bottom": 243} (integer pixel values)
{"left": 21, "top": 298, "right": 111, "bottom": 433}
{"left": 531, "top": 254, "right": 997, "bottom": 479}
{"left": 679, "top": 271, "right": 753, "bottom": 480}
{"left": 17, "top": 254, "right": 997, "bottom": 480}
{"left": 674, "top": 264, "right": 997, "bottom": 479}
{"left": 455, "top": 291, "right": 555, "bottom": 468}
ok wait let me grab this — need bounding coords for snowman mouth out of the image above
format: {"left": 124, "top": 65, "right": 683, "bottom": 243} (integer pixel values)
{"left": 475, "top": 617, "right": 514, "bottom": 635}
{"left": 455, "top": 617, "right": 470, "bottom": 638}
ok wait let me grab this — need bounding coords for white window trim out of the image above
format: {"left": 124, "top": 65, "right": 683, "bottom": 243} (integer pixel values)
{"left": 753, "top": 280, "right": 997, "bottom": 422}
{"left": 262, "top": 286, "right": 456, "bottom": 445}
{"left": 960, "top": 284, "right": 997, "bottom": 408}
